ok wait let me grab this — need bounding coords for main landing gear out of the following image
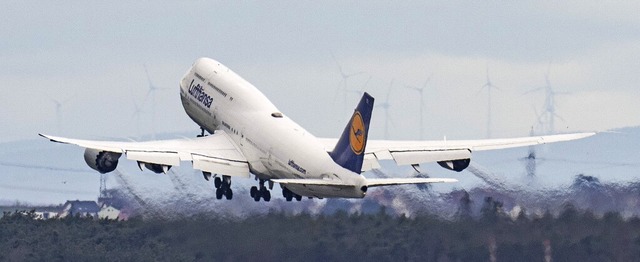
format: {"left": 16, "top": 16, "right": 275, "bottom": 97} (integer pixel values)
{"left": 250, "top": 179, "right": 272, "bottom": 202}
{"left": 196, "top": 128, "right": 233, "bottom": 200}
{"left": 282, "top": 187, "right": 303, "bottom": 202}
{"left": 214, "top": 175, "right": 233, "bottom": 200}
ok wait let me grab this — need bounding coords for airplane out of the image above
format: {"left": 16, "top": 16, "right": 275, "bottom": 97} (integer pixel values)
{"left": 40, "top": 57, "right": 595, "bottom": 202}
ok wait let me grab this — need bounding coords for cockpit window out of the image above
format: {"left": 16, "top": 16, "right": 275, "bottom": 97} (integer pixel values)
{"left": 271, "top": 112, "right": 283, "bottom": 118}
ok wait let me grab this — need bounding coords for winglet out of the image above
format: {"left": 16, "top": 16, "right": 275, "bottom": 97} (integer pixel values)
{"left": 329, "top": 93, "right": 374, "bottom": 174}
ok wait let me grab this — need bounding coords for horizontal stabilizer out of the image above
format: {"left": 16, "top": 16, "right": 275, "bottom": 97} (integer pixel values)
{"left": 366, "top": 178, "right": 458, "bottom": 187}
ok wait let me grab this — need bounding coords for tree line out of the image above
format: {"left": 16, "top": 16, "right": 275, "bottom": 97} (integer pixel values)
{"left": 2, "top": 200, "right": 640, "bottom": 262}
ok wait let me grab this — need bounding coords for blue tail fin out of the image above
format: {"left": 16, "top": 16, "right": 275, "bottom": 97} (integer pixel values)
{"left": 329, "top": 92, "right": 374, "bottom": 174}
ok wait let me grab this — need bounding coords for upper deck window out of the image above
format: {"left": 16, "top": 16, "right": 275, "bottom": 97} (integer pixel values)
{"left": 271, "top": 112, "right": 283, "bottom": 118}
{"left": 194, "top": 72, "right": 205, "bottom": 81}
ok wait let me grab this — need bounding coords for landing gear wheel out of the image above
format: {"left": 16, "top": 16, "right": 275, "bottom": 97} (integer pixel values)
{"left": 283, "top": 188, "right": 293, "bottom": 202}
{"left": 250, "top": 178, "right": 274, "bottom": 202}
{"left": 214, "top": 177, "right": 222, "bottom": 189}
{"left": 264, "top": 190, "right": 271, "bottom": 202}
{"left": 295, "top": 194, "right": 302, "bottom": 201}
{"left": 225, "top": 188, "right": 233, "bottom": 200}
{"left": 250, "top": 186, "right": 258, "bottom": 198}
{"left": 215, "top": 188, "right": 224, "bottom": 199}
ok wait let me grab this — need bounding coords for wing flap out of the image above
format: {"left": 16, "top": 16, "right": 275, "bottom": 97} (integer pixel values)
{"left": 192, "top": 154, "right": 250, "bottom": 177}
{"left": 361, "top": 154, "right": 381, "bottom": 171}
{"left": 391, "top": 149, "right": 471, "bottom": 165}
{"left": 127, "top": 151, "right": 181, "bottom": 166}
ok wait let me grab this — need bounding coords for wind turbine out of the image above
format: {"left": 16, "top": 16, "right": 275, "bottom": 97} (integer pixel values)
{"left": 143, "top": 64, "right": 168, "bottom": 139}
{"left": 330, "top": 52, "right": 364, "bottom": 113}
{"left": 129, "top": 85, "right": 146, "bottom": 140}
{"left": 347, "top": 75, "right": 371, "bottom": 97}
{"left": 51, "top": 95, "right": 74, "bottom": 133}
{"left": 404, "top": 74, "right": 432, "bottom": 140}
{"left": 478, "top": 66, "right": 500, "bottom": 138}
{"left": 375, "top": 79, "right": 395, "bottom": 139}
{"left": 524, "top": 67, "right": 568, "bottom": 135}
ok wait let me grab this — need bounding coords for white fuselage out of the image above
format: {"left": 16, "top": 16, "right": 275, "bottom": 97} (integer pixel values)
{"left": 179, "top": 58, "right": 366, "bottom": 198}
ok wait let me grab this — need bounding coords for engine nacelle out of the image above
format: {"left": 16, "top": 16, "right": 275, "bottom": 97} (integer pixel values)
{"left": 84, "top": 148, "right": 122, "bottom": 174}
{"left": 437, "top": 159, "right": 471, "bottom": 172}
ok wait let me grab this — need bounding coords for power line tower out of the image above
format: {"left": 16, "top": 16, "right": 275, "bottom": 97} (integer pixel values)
{"left": 98, "top": 173, "right": 112, "bottom": 206}
{"left": 523, "top": 127, "right": 537, "bottom": 177}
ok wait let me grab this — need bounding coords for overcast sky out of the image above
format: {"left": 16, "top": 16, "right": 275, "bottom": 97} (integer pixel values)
{"left": 2, "top": 1, "right": 639, "bottom": 143}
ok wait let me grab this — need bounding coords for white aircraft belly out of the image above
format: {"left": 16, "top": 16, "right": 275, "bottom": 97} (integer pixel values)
{"left": 286, "top": 184, "right": 363, "bottom": 199}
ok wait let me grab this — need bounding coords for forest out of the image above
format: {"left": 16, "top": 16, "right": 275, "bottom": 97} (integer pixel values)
{"left": 2, "top": 199, "right": 640, "bottom": 262}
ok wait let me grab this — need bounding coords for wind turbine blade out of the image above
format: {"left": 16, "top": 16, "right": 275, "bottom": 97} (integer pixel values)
{"left": 422, "top": 73, "right": 433, "bottom": 90}
{"left": 530, "top": 105, "right": 544, "bottom": 126}
{"left": 345, "top": 71, "right": 364, "bottom": 78}
{"left": 361, "top": 75, "right": 372, "bottom": 90}
{"left": 553, "top": 112, "right": 566, "bottom": 122}
{"left": 523, "top": 87, "right": 544, "bottom": 95}
{"left": 329, "top": 50, "right": 343, "bottom": 74}
{"left": 143, "top": 64, "right": 169, "bottom": 92}
{"left": 61, "top": 94, "right": 76, "bottom": 104}
{"left": 51, "top": 99, "right": 62, "bottom": 108}
{"left": 386, "top": 79, "right": 394, "bottom": 100}
{"left": 144, "top": 64, "right": 154, "bottom": 87}
{"left": 388, "top": 114, "right": 397, "bottom": 128}
{"left": 476, "top": 84, "right": 489, "bottom": 95}
{"left": 330, "top": 51, "right": 361, "bottom": 80}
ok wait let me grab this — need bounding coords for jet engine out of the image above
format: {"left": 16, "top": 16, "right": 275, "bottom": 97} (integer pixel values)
{"left": 437, "top": 159, "right": 471, "bottom": 172}
{"left": 84, "top": 148, "right": 122, "bottom": 174}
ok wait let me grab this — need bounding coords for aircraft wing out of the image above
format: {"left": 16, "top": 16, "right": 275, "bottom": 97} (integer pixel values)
{"left": 319, "top": 132, "right": 595, "bottom": 171}
{"left": 39, "top": 131, "right": 250, "bottom": 177}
